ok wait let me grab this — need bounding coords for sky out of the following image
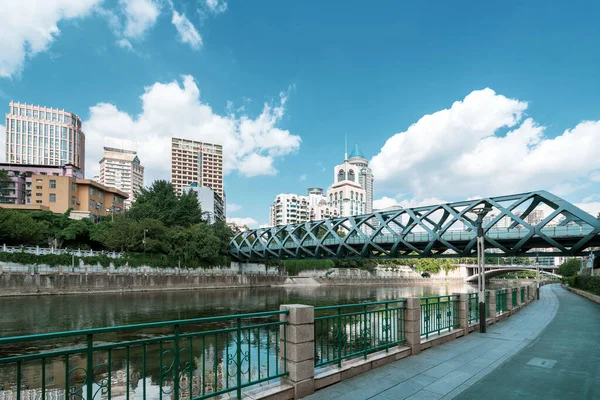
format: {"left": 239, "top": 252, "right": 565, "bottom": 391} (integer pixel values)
{"left": 1, "top": 0, "right": 599, "bottom": 227}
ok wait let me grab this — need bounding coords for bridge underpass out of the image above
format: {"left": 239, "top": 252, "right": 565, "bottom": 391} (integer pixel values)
{"left": 230, "top": 190, "right": 600, "bottom": 261}
{"left": 463, "top": 266, "right": 562, "bottom": 282}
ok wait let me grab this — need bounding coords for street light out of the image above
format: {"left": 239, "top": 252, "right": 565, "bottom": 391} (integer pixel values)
{"left": 469, "top": 203, "right": 492, "bottom": 334}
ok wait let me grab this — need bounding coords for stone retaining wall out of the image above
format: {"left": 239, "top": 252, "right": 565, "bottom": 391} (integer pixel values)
{"left": 0, "top": 273, "right": 287, "bottom": 296}
{"left": 564, "top": 285, "right": 600, "bottom": 304}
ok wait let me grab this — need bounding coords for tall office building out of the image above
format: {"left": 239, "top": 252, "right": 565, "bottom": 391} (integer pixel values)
{"left": 326, "top": 145, "right": 370, "bottom": 217}
{"left": 97, "top": 138, "right": 144, "bottom": 209}
{"left": 170, "top": 137, "right": 224, "bottom": 200}
{"left": 5, "top": 102, "right": 86, "bottom": 174}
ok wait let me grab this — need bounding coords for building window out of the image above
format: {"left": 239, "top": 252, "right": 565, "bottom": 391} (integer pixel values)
{"left": 49, "top": 180, "right": 56, "bottom": 189}
{"left": 36, "top": 193, "right": 42, "bottom": 197}
{"left": 348, "top": 170, "right": 355, "bottom": 182}
{"left": 338, "top": 169, "right": 345, "bottom": 182}
{"left": 71, "top": 196, "right": 76, "bottom": 205}
{"left": 36, "top": 200, "right": 42, "bottom": 204}
{"left": 71, "top": 183, "right": 76, "bottom": 191}
{"left": 49, "top": 194, "right": 56, "bottom": 203}
{"left": 90, "top": 187, "right": 95, "bottom": 195}
{"left": 89, "top": 199, "right": 96, "bottom": 209}
{"left": 36, "top": 179, "right": 42, "bottom": 183}
{"left": 36, "top": 186, "right": 42, "bottom": 190}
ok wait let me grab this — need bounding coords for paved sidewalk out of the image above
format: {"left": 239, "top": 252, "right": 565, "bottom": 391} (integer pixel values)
{"left": 456, "top": 284, "right": 600, "bottom": 399}
{"left": 306, "top": 285, "right": 560, "bottom": 399}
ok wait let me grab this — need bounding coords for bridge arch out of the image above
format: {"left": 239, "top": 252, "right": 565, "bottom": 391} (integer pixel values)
{"left": 464, "top": 268, "right": 562, "bottom": 282}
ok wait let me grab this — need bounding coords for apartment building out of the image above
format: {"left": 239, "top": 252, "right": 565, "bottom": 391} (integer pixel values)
{"left": 171, "top": 137, "right": 224, "bottom": 200}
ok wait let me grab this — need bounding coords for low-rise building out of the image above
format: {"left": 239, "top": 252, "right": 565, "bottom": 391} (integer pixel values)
{"left": 269, "top": 188, "right": 339, "bottom": 227}
{"left": 0, "top": 163, "right": 127, "bottom": 219}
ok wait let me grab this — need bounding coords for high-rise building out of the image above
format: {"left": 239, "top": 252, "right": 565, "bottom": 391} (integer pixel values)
{"left": 5, "top": 102, "right": 86, "bottom": 174}
{"left": 269, "top": 189, "right": 339, "bottom": 226}
{"left": 170, "top": 138, "right": 224, "bottom": 201}
{"left": 326, "top": 149, "right": 368, "bottom": 217}
{"left": 97, "top": 138, "right": 144, "bottom": 209}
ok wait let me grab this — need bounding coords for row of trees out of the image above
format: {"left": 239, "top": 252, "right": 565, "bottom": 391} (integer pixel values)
{"left": 0, "top": 181, "right": 233, "bottom": 267}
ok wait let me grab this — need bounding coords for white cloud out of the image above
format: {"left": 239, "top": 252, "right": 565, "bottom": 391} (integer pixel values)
{"left": 227, "top": 217, "right": 258, "bottom": 228}
{"left": 83, "top": 75, "right": 301, "bottom": 182}
{"left": 259, "top": 223, "right": 270, "bottom": 229}
{"left": 373, "top": 196, "right": 398, "bottom": 210}
{"left": 300, "top": 174, "right": 307, "bottom": 182}
{"left": 575, "top": 202, "right": 600, "bottom": 218}
{"left": 119, "top": 0, "right": 160, "bottom": 39}
{"left": 0, "top": 124, "right": 5, "bottom": 162}
{"left": 371, "top": 88, "right": 600, "bottom": 200}
{"left": 172, "top": 11, "right": 202, "bottom": 50}
{"left": 0, "top": 0, "right": 101, "bottom": 78}
{"left": 227, "top": 203, "right": 242, "bottom": 213}
{"left": 205, "top": 0, "right": 227, "bottom": 14}
{"left": 116, "top": 38, "right": 133, "bottom": 50}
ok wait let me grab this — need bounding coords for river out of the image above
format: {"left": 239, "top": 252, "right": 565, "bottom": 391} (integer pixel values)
{"left": 1, "top": 283, "right": 478, "bottom": 399}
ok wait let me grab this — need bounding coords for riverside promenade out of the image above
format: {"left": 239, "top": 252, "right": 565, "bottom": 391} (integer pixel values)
{"left": 307, "top": 284, "right": 600, "bottom": 399}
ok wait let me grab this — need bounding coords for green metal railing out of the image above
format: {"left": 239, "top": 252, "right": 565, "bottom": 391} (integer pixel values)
{"left": 420, "top": 295, "right": 459, "bottom": 338}
{"left": 467, "top": 293, "right": 479, "bottom": 324}
{"left": 512, "top": 288, "right": 518, "bottom": 307}
{"left": 521, "top": 287, "right": 525, "bottom": 303}
{"left": 485, "top": 291, "right": 490, "bottom": 318}
{"left": 496, "top": 289, "right": 507, "bottom": 314}
{"left": 314, "top": 299, "right": 406, "bottom": 368}
{"left": 0, "top": 311, "right": 289, "bottom": 400}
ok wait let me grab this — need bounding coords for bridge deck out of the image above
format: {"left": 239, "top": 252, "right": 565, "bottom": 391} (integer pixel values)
{"left": 306, "top": 284, "right": 599, "bottom": 399}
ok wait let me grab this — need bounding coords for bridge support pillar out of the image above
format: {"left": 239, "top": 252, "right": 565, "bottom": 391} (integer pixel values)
{"left": 279, "top": 304, "right": 315, "bottom": 399}
{"left": 458, "top": 293, "right": 469, "bottom": 334}
{"left": 405, "top": 297, "right": 422, "bottom": 355}
{"left": 488, "top": 290, "right": 497, "bottom": 323}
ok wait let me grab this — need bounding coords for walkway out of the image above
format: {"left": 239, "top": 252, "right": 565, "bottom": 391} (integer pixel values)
{"left": 306, "top": 284, "right": 600, "bottom": 399}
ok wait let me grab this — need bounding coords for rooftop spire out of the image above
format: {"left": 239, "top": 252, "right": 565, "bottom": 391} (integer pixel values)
{"left": 344, "top": 135, "right": 348, "bottom": 161}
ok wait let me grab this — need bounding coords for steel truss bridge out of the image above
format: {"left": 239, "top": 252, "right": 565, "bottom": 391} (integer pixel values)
{"left": 229, "top": 191, "right": 600, "bottom": 261}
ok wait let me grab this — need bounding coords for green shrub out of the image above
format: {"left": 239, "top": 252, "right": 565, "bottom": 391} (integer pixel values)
{"left": 558, "top": 259, "right": 581, "bottom": 277}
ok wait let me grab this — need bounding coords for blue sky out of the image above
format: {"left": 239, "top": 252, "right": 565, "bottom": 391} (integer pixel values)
{"left": 1, "top": 0, "right": 599, "bottom": 226}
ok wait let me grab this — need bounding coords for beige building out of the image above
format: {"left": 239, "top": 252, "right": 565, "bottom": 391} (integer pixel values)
{"left": 5, "top": 101, "right": 86, "bottom": 174}
{"left": 29, "top": 175, "right": 127, "bottom": 219}
{"left": 97, "top": 137, "right": 144, "bottom": 209}
{"left": 170, "top": 137, "right": 224, "bottom": 200}
{"left": 327, "top": 159, "right": 367, "bottom": 217}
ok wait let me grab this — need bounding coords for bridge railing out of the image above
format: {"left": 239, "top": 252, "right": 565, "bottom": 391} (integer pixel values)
{"left": 0, "top": 311, "right": 289, "bottom": 400}
{"left": 511, "top": 288, "right": 518, "bottom": 308}
{"left": 314, "top": 299, "right": 407, "bottom": 368}
{"left": 420, "top": 295, "right": 460, "bottom": 339}
{"left": 467, "top": 293, "right": 479, "bottom": 324}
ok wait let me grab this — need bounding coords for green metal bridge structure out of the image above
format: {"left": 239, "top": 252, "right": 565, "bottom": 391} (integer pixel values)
{"left": 229, "top": 190, "right": 600, "bottom": 261}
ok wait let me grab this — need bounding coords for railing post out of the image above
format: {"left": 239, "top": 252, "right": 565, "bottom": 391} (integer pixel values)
{"left": 506, "top": 289, "right": 513, "bottom": 313}
{"left": 404, "top": 298, "right": 421, "bottom": 355}
{"left": 488, "top": 290, "right": 497, "bottom": 323}
{"left": 458, "top": 293, "right": 469, "bottom": 333}
{"left": 280, "top": 305, "right": 315, "bottom": 399}
{"left": 86, "top": 334, "right": 94, "bottom": 400}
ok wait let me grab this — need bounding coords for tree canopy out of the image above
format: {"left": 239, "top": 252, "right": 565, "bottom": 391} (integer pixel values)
{"left": 559, "top": 258, "right": 581, "bottom": 277}
{"left": 0, "top": 180, "right": 233, "bottom": 268}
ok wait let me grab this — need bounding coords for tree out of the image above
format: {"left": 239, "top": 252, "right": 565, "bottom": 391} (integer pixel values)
{"left": 0, "top": 208, "right": 47, "bottom": 245}
{"left": 559, "top": 258, "right": 581, "bottom": 277}
{"left": 128, "top": 180, "right": 203, "bottom": 227}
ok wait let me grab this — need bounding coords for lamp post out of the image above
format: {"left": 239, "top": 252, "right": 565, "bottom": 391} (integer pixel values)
{"left": 470, "top": 204, "right": 492, "bottom": 334}
{"left": 536, "top": 254, "right": 540, "bottom": 300}
{"left": 143, "top": 229, "right": 148, "bottom": 252}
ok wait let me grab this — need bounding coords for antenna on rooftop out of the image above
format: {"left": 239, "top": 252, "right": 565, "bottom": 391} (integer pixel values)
{"left": 344, "top": 135, "right": 348, "bottom": 161}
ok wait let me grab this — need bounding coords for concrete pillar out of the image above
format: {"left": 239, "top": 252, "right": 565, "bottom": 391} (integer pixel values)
{"left": 58, "top": 266, "right": 64, "bottom": 275}
{"left": 458, "top": 293, "right": 469, "bottom": 333}
{"left": 517, "top": 286, "right": 524, "bottom": 306}
{"left": 488, "top": 290, "right": 497, "bottom": 322}
{"left": 506, "top": 289, "right": 513, "bottom": 312}
{"left": 280, "top": 304, "right": 315, "bottom": 399}
{"left": 404, "top": 297, "right": 421, "bottom": 355}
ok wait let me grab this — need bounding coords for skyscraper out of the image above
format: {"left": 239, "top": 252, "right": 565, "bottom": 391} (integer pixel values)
{"left": 97, "top": 138, "right": 144, "bottom": 209}
{"left": 170, "top": 137, "right": 224, "bottom": 198}
{"left": 5, "top": 102, "right": 86, "bottom": 174}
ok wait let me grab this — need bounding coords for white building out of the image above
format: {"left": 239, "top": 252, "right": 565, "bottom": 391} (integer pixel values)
{"left": 96, "top": 138, "right": 144, "bottom": 209}
{"left": 187, "top": 184, "right": 225, "bottom": 224}
{"left": 345, "top": 144, "right": 374, "bottom": 213}
{"left": 326, "top": 157, "right": 367, "bottom": 217}
{"left": 269, "top": 189, "right": 339, "bottom": 226}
